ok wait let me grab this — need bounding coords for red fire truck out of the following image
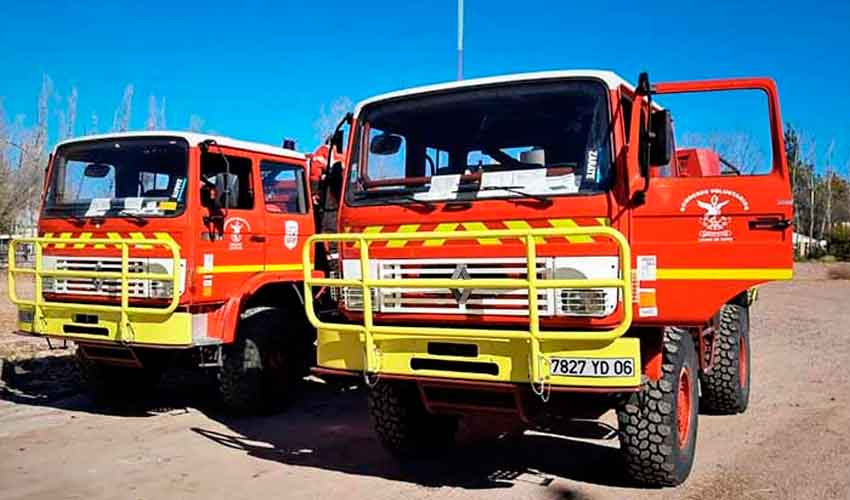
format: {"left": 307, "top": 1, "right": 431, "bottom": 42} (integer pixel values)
{"left": 303, "top": 70, "right": 793, "bottom": 486}
{"left": 8, "top": 131, "right": 318, "bottom": 413}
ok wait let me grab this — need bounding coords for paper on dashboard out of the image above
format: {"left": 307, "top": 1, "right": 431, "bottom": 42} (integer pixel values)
{"left": 414, "top": 174, "right": 461, "bottom": 200}
{"left": 84, "top": 198, "right": 111, "bottom": 217}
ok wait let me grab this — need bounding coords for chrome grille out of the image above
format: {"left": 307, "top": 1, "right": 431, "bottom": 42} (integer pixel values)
{"left": 376, "top": 258, "right": 554, "bottom": 316}
{"left": 46, "top": 257, "right": 151, "bottom": 298}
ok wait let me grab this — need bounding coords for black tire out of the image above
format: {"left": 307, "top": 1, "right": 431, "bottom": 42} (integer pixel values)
{"left": 75, "top": 347, "right": 165, "bottom": 405}
{"left": 219, "top": 307, "right": 303, "bottom": 414}
{"left": 368, "top": 380, "right": 459, "bottom": 457}
{"left": 617, "top": 328, "right": 699, "bottom": 487}
{"left": 700, "top": 303, "right": 750, "bottom": 414}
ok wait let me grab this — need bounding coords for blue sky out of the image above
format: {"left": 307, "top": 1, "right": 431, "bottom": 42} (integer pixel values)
{"left": 1, "top": 0, "right": 848, "bottom": 164}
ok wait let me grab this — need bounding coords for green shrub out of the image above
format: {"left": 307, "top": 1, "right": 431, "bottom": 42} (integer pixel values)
{"left": 827, "top": 226, "right": 850, "bottom": 262}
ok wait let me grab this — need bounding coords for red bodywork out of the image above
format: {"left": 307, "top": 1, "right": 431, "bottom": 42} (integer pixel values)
{"left": 37, "top": 134, "right": 316, "bottom": 345}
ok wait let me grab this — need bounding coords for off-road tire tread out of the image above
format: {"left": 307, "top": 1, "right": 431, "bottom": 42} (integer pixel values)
{"left": 219, "top": 307, "right": 297, "bottom": 414}
{"left": 368, "top": 381, "right": 458, "bottom": 457}
{"left": 617, "top": 328, "right": 698, "bottom": 487}
{"left": 700, "top": 303, "right": 749, "bottom": 414}
{"left": 75, "top": 348, "right": 162, "bottom": 404}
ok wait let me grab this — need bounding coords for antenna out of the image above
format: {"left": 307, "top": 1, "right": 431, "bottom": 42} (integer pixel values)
{"left": 457, "top": 0, "right": 464, "bottom": 80}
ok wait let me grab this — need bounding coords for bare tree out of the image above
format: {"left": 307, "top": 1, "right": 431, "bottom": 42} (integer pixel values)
{"left": 313, "top": 96, "right": 352, "bottom": 143}
{"left": 158, "top": 97, "right": 167, "bottom": 129}
{"left": 679, "top": 131, "right": 767, "bottom": 174}
{"left": 188, "top": 114, "right": 204, "bottom": 132}
{"left": 112, "top": 84, "right": 134, "bottom": 132}
{"left": 146, "top": 94, "right": 159, "bottom": 130}
{"left": 820, "top": 141, "right": 836, "bottom": 239}
{"left": 88, "top": 111, "right": 99, "bottom": 135}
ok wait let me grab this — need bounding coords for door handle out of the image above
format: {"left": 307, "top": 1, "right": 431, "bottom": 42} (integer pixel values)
{"left": 250, "top": 235, "right": 267, "bottom": 242}
{"left": 748, "top": 217, "right": 791, "bottom": 231}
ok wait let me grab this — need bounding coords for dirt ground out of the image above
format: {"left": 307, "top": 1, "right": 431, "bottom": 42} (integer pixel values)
{"left": 1, "top": 263, "right": 849, "bottom": 500}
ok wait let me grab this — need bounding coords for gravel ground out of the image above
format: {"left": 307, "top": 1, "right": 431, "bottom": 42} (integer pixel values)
{"left": 1, "top": 263, "right": 849, "bottom": 500}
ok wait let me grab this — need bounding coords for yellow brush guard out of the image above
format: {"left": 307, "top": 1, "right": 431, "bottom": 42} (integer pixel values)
{"left": 8, "top": 236, "right": 186, "bottom": 345}
{"left": 303, "top": 226, "right": 637, "bottom": 388}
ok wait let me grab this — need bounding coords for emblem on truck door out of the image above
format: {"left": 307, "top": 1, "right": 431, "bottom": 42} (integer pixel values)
{"left": 680, "top": 188, "right": 750, "bottom": 243}
{"left": 450, "top": 264, "right": 473, "bottom": 305}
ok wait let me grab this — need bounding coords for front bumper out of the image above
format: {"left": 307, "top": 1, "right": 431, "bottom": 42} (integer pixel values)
{"left": 15, "top": 306, "right": 198, "bottom": 347}
{"left": 316, "top": 327, "right": 641, "bottom": 388}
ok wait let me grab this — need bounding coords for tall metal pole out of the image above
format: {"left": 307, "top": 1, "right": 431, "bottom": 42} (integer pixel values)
{"left": 457, "top": 0, "right": 464, "bottom": 80}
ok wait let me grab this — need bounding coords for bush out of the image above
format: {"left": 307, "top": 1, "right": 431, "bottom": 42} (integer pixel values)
{"left": 827, "top": 227, "right": 850, "bottom": 262}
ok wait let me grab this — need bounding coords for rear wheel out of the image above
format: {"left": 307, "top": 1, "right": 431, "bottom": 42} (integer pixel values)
{"left": 617, "top": 328, "right": 699, "bottom": 487}
{"left": 700, "top": 303, "right": 751, "bottom": 414}
{"left": 368, "top": 380, "right": 459, "bottom": 457}
{"left": 219, "top": 307, "right": 304, "bottom": 414}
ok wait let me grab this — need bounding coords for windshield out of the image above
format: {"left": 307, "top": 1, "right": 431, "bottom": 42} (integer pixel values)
{"left": 347, "top": 80, "right": 612, "bottom": 206}
{"left": 43, "top": 137, "right": 189, "bottom": 218}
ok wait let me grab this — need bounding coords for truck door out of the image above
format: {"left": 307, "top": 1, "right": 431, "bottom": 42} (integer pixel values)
{"left": 195, "top": 148, "right": 265, "bottom": 301}
{"left": 630, "top": 78, "right": 793, "bottom": 324}
{"left": 258, "top": 158, "right": 314, "bottom": 274}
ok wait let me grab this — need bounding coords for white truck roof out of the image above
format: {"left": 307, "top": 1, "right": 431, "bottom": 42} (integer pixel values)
{"left": 353, "top": 70, "right": 634, "bottom": 117}
{"left": 53, "top": 131, "right": 306, "bottom": 160}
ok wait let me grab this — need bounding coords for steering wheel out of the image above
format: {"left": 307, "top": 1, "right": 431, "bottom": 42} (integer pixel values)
{"left": 425, "top": 154, "right": 436, "bottom": 176}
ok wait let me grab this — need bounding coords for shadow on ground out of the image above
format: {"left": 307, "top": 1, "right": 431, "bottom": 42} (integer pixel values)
{"left": 192, "top": 379, "right": 638, "bottom": 494}
{"left": 0, "top": 351, "right": 220, "bottom": 417}
{"left": 1, "top": 353, "right": 638, "bottom": 493}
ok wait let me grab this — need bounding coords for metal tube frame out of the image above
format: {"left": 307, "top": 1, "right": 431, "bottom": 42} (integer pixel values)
{"left": 8, "top": 236, "right": 181, "bottom": 341}
{"left": 302, "top": 226, "right": 633, "bottom": 385}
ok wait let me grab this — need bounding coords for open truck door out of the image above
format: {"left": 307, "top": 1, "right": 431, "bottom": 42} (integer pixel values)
{"left": 629, "top": 77, "right": 793, "bottom": 324}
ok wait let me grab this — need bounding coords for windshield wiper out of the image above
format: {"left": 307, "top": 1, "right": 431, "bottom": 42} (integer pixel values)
{"left": 61, "top": 214, "right": 86, "bottom": 226}
{"left": 455, "top": 185, "right": 552, "bottom": 205}
{"left": 354, "top": 190, "right": 435, "bottom": 210}
{"left": 118, "top": 211, "right": 149, "bottom": 226}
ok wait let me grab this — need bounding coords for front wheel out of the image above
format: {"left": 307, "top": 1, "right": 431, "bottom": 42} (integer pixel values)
{"left": 219, "top": 307, "right": 303, "bottom": 414}
{"left": 617, "top": 328, "right": 699, "bottom": 487}
{"left": 368, "top": 380, "right": 459, "bottom": 458}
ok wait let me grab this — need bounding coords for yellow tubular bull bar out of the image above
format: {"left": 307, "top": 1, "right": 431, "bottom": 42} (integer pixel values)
{"left": 302, "top": 226, "right": 633, "bottom": 385}
{"left": 8, "top": 236, "right": 181, "bottom": 341}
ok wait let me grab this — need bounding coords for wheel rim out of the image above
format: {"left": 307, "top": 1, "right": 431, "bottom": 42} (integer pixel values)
{"left": 738, "top": 334, "right": 748, "bottom": 389}
{"left": 677, "top": 367, "right": 693, "bottom": 448}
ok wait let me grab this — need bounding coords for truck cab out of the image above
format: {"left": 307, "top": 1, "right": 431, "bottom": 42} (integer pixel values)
{"left": 303, "top": 70, "right": 793, "bottom": 485}
{"left": 9, "top": 131, "right": 317, "bottom": 412}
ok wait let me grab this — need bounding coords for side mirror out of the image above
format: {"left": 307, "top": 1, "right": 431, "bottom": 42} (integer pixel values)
{"left": 330, "top": 129, "right": 344, "bottom": 154}
{"left": 84, "top": 163, "right": 112, "bottom": 178}
{"left": 369, "top": 133, "right": 402, "bottom": 155}
{"left": 214, "top": 172, "right": 239, "bottom": 209}
{"left": 649, "top": 109, "right": 674, "bottom": 166}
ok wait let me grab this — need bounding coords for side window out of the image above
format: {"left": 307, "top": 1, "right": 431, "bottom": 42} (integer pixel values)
{"left": 659, "top": 89, "right": 773, "bottom": 176}
{"left": 260, "top": 161, "right": 307, "bottom": 213}
{"left": 200, "top": 151, "right": 254, "bottom": 209}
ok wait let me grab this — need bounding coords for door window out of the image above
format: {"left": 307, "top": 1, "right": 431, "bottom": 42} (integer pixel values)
{"left": 260, "top": 161, "right": 307, "bottom": 213}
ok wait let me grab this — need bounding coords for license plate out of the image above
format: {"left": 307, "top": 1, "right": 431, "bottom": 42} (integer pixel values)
{"left": 549, "top": 357, "right": 635, "bottom": 377}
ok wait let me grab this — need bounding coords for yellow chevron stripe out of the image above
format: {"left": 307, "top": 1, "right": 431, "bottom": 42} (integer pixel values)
{"left": 355, "top": 226, "right": 384, "bottom": 248}
{"left": 153, "top": 232, "right": 178, "bottom": 248}
{"left": 656, "top": 268, "right": 793, "bottom": 281}
{"left": 386, "top": 224, "right": 421, "bottom": 248}
{"left": 461, "top": 222, "right": 501, "bottom": 245}
{"left": 548, "top": 219, "right": 594, "bottom": 244}
{"left": 72, "top": 232, "right": 92, "bottom": 249}
{"left": 129, "top": 232, "right": 152, "bottom": 249}
{"left": 423, "top": 223, "right": 460, "bottom": 247}
{"left": 54, "top": 232, "right": 73, "bottom": 249}
{"left": 503, "top": 220, "right": 546, "bottom": 244}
